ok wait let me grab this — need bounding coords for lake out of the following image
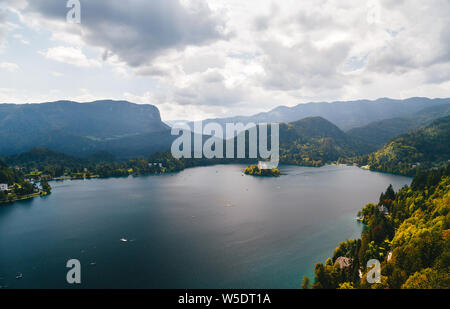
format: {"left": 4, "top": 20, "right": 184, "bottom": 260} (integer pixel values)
{"left": 0, "top": 164, "right": 411, "bottom": 288}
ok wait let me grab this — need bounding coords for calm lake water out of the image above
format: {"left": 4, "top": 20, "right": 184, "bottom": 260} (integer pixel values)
{"left": 0, "top": 164, "right": 411, "bottom": 289}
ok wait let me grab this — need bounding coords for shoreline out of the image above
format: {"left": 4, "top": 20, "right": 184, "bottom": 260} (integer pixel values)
{"left": 46, "top": 162, "right": 414, "bottom": 182}
{"left": 0, "top": 190, "right": 49, "bottom": 206}
{"left": 2, "top": 163, "right": 414, "bottom": 207}
{"left": 0, "top": 163, "right": 411, "bottom": 288}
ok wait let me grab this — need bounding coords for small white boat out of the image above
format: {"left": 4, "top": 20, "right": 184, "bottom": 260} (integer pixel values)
{"left": 16, "top": 273, "right": 23, "bottom": 279}
{"left": 120, "top": 238, "right": 128, "bottom": 242}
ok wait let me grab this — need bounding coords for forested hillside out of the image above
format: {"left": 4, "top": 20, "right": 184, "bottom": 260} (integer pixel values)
{"left": 0, "top": 160, "right": 20, "bottom": 185}
{"left": 304, "top": 164, "right": 450, "bottom": 289}
{"left": 347, "top": 103, "right": 450, "bottom": 148}
{"left": 346, "top": 116, "right": 450, "bottom": 176}
{"left": 4, "top": 148, "right": 173, "bottom": 179}
{"left": 0, "top": 100, "right": 172, "bottom": 157}
{"left": 278, "top": 117, "right": 368, "bottom": 166}
{"left": 150, "top": 117, "right": 370, "bottom": 168}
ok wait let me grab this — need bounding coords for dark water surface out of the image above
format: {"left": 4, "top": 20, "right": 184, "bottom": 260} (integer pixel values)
{"left": 0, "top": 165, "right": 411, "bottom": 288}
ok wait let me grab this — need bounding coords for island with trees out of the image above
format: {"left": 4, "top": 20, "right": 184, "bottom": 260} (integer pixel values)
{"left": 244, "top": 164, "right": 281, "bottom": 177}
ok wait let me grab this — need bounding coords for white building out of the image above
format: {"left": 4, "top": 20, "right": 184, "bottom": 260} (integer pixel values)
{"left": 149, "top": 163, "right": 164, "bottom": 168}
{"left": 0, "top": 184, "right": 8, "bottom": 191}
{"left": 379, "top": 205, "right": 389, "bottom": 216}
{"left": 258, "top": 161, "right": 277, "bottom": 170}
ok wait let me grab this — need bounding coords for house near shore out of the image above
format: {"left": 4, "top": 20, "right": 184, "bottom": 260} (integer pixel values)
{"left": 378, "top": 205, "right": 389, "bottom": 216}
{"left": 335, "top": 256, "right": 352, "bottom": 269}
{"left": 39, "top": 174, "right": 51, "bottom": 181}
{"left": 149, "top": 163, "right": 164, "bottom": 168}
{"left": 0, "top": 184, "right": 8, "bottom": 191}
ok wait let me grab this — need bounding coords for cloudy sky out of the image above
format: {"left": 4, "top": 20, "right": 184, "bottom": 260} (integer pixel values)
{"left": 0, "top": 0, "right": 449, "bottom": 120}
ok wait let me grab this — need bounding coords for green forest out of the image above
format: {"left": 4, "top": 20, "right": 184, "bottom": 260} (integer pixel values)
{"left": 4, "top": 148, "right": 177, "bottom": 180}
{"left": 278, "top": 117, "right": 367, "bottom": 167}
{"left": 343, "top": 116, "right": 450, "bottom": 176}
{"left": 0, "top": 159, "right": 48, "bottom": 204}
{"left": 303, "top": 164, "right": 450, "bottom": 289}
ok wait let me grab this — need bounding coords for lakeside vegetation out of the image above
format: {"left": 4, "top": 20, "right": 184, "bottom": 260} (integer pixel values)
{"left": 0, "top": 159, "right": 51, "bottom": 205}
{"left": 303, "top": 164, "right": 450, "bottom": 289}
{"left": 2, "top": 147, "right": 253, "bottom": 181}
{"left": 4, "top": 148, "right": 177, "bottom": 180}
{"left": 4, "top": 114, "right": 449, "bottom": 181}
{"left": 3, "top": 113, "right": 449, "bottom": 184}
{"left": 244, "top": 164, "right": 281, "bottom": 177}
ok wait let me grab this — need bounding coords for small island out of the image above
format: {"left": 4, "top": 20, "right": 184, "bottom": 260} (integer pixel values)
{"left": 244, "top": 164, "right": 281, "bottom": 177}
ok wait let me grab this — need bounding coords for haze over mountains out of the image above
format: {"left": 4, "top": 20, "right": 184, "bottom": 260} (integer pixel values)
{"left": 189, "top": 97, "right": 450, "bottom": 132}
{"left": 0, "top": 97, "right": 449, "bottom": 160}
{"left": 347, "top": 103, "right": 450, "bottom": 148}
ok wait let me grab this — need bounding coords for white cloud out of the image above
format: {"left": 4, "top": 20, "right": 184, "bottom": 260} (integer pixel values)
{"left": 39, "top": 46, "right": 101, "bottom": 68}
{"left": 0, "top": 62, "right": 19, "bottom": 72}
{"left": 0, "top": 0, "right": 449, "bottom": 119}
{"left": 0, "top": 14, "right": 7, "bottom": 49}
{"left": 0, "top": 11, "right": 16, "bottom": 52}
{"left": 0, "top": 86, "right": 104, "bottom": 104}
{"left": 24, "top": 0, "right": 228, "bottom": 67}
{"left": 12, "top": 33, "right": 29, "bottom": 44}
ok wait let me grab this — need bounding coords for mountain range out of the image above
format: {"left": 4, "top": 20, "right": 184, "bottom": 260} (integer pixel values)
{"left": 0, "top": 100, "right": 173, "bottom": 157}
{"left": 278, "top": 117, "right": 367, "bottom": 166}
{"left": 347, "top": 103, "right": 450, "bottom": 148}
{"left": 188, "top": 97, "right": 450, "bottom": 132}
{"left": 1, "top": 97, "right": 449, "bottom": 164}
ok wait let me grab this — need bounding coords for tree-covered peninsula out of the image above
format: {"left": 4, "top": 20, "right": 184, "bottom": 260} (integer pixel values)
{"left": 0, "top": 159, "right": 50, "bottom": 205}
{"left": 303, "top": 164, "right": 450, "bottom": 289}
